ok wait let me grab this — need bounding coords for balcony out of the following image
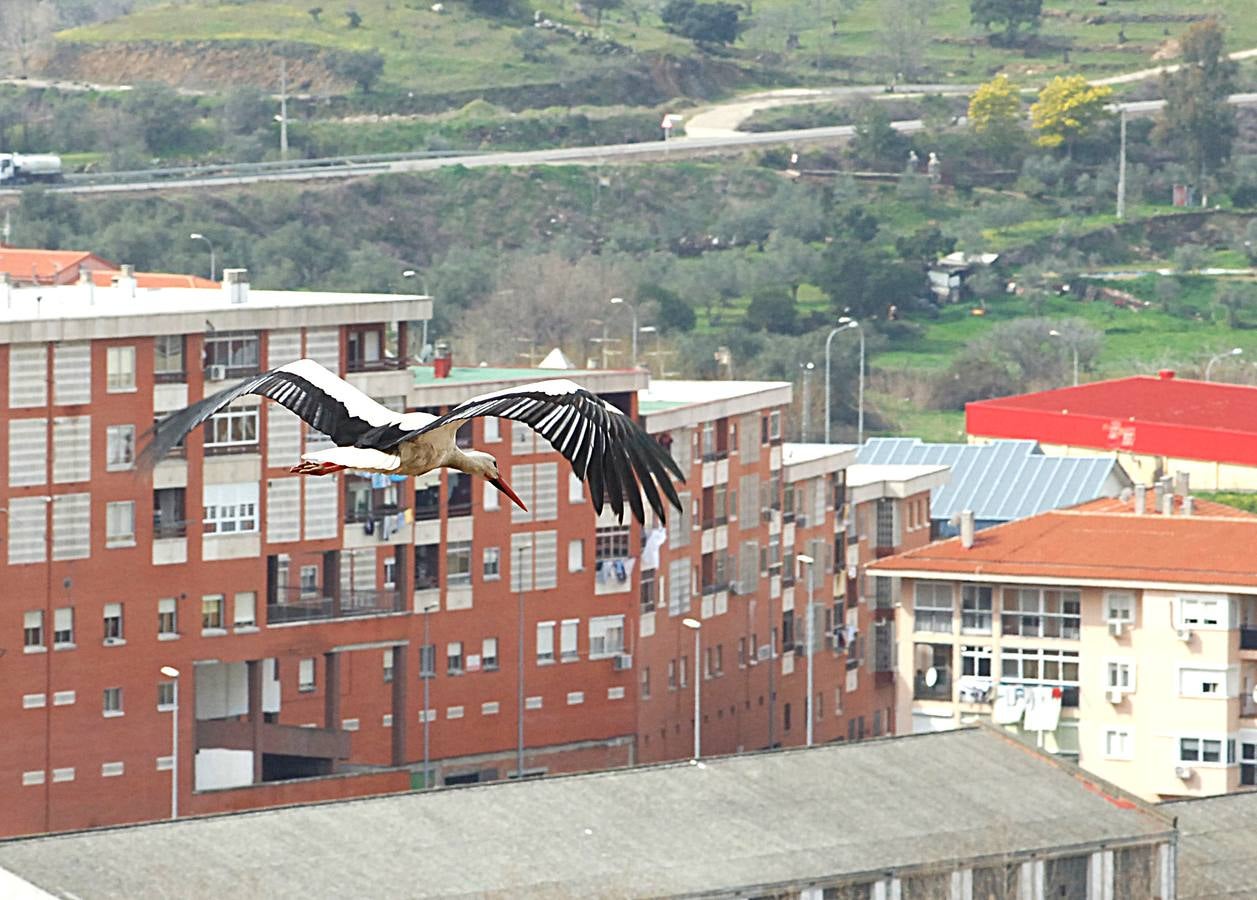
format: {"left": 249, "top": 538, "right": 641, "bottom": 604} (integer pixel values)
{"left": 197, "top": 718, "right": 350, "bottom": 761}
{"left": 267, "top": 588, "right": 405, "bottom": 625}
{"left": 153, "top": 517, "right": 188, "bottom": 540}
{"left": 1241, "top": 626, "right": 1257, "bottom": 651}
{"left": 914, "top": 669, "right": 952, "bottom": 701}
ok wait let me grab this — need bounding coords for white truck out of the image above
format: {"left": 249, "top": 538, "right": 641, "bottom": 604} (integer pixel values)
{"left": 0, "top": 153, "right": 64, "bottom": 185}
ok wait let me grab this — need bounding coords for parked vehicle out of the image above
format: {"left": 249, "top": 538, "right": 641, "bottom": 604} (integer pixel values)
{"left": 0, "top": 153, "right": 64, "bottom": 185}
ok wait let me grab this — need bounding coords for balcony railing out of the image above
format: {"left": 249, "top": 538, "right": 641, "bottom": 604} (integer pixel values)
{"left": 153, "top": 518, "right": 188, "bottom": 540}
{"left": 914, "top": 670, "right": 952, "bottom": 701}
{"left": 1241, "top": 626, "right": 1257, "bottom": 650}
{"left": 267, "top": 588, "right": 404, "bottom": 624}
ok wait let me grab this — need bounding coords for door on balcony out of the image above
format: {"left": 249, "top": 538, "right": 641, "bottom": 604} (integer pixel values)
{"left": 153, "top": 487, "right": 186, "bottom": 539}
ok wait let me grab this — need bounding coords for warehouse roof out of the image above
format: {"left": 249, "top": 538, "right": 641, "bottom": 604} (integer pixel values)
{"left": 1164, "top": 792, "right": 1257, "bottom": 898}
{"left": 870, "top": 497, "right": 1257, "bottom": 590}
{"left": 966, "top": 372, "right": 1257, "bottom": 466}
{"left": 857, "top": 438, "right": 1129, "bottom": 526}
{"left": 0, "top": 729, "right": 1171, "bottom": 900}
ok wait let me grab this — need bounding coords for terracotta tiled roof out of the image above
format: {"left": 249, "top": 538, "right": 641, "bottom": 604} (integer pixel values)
{"left": 0, "top": 247, "right": 116, "bottom": 283}
{"left": 870, "top": 498, "right": 1257, "bottom": 588}
{"left": 88, "top": 270, "right": 218, "bottom": 288}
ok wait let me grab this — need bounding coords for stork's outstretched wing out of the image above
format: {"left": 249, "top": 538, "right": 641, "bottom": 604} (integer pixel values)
{"left": 391, "top": 379, "right": 686, "bottom": 524}
{"left": 138, "top": 359, "right": 429, "bottom": 469}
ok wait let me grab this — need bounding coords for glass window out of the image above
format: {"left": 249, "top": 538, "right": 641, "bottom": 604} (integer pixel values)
{"left": 106, "top": 346, "right": 136, "bottom": 393}
{"left": 1180, "top": 595, "right": 1223, "bottom": 627}
{"left": 201, "top": 595, "right": 225, "bottom": 631}
{"left": 105, "top": 425, "right": 135, "bottom": 471}
{"left": 102, "top": 687, "right": 123, "bottom": 714}
{"left": 202, "top": 482, "right": 259, "bottom": 535}
{"left": 446, "top": 641, "right": 463, "bottom": 674}
{"left": 105, "top": 501, "right": 136, "bottom": 548}
{"left": 158, "top": 598, "right": 177, "bottom": 636}
{"left": 233, "top": 592, "right": 256, "bottom": 628}
{"left": 204, "top": 408, "right": 259, "bottom": 454}
{"left": 53, "top": 607, "right": 74, "bottom": 646}
{"left": 446, "top": 541, "right": 471, "bottom": 587}
{"left": 482, "top": 637, "right": 499, "bottom": 670}
{"left": 560, "top": 619, "right": 579, "bottom": 662}
{"left": 154, "top": 335, "right": 185, "bottom": 379}
{"left": 483, "top": 546, "right": 501, "bottom": 580}
{"left": 589, "top": 615, "right": 625, "bottom": 658}
{"left": 961, "top": 645, "right": 992, "bottom": 677}
{"left": 914, "top": 582, "right": 953, "bottom": 633}
{"left": 203, "top": 332, "right": 260, "bottom": 377}
{"left": 1002, "top": 587, "right": 1080, "bottom": 639}
{"left": 102, "top": 602, "right": 123, "bottom": 641}
{"left": 1106, "top": 591, "right": 1135, "bottom": 624}
{"left": 961, "top": 584, "right": 992, "bottom": 634}
{"left": 536, "top": 622, "right": 555, "bottom": 664}
{"left": 23, "top": 610, "right": 43, "bottom": 649}
{"left": 298, "top": 658, "right": 316, "bottom": 691}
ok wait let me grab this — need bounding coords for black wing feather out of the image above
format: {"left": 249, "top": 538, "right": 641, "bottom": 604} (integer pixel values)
{"left": 389, "top": 382, "right": 685, "bottom": 525}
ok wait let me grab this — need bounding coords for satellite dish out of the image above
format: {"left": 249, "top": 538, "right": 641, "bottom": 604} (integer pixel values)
{"left": 1251, "top": 684, "right": 1257, "bottom": 705}
{"left": 925, "top": 667, "right": 939, "bottom": 687}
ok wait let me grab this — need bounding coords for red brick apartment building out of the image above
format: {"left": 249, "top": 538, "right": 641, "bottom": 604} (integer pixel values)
{"left": 0, "top": 272, "right": 937, "bottom": 838}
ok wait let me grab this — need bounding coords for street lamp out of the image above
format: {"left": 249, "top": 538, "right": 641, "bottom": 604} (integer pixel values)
{"left": 517, "top": 545, "right": 527, "bottom": 779}
{"left": 188, "top": 233, "right": 216, "bottom": 282}
{"left": 1206, "top": 347, "right": 1243, "bottom": 382}
{"left": 797, "top": 555, "right": 815, "bottom": 747}
{"left": 1047, "top": 329, "right": 1079, "bottom": 386}
{"left": 638, "top": 325, "right": 659, "bottom": 376}
{"left": 837, "top": 318, "right": 865, "bottom": 445}
{"left": 609, "top": 297, "right": 638, "bottom": 368}
{"left": 159, "top": 665, "right": 181, "bottom": 819}
{"left": 420, "top": 597, "right": 438, "bottom": 787}
{"left": 682, "top": 617, "right": 702, "bottom": 759}
{"left": 799, "top": 361, "right": 815, "bottom": 442}
{"left": 402, "top": 270, "right": 430, "bottom": 359}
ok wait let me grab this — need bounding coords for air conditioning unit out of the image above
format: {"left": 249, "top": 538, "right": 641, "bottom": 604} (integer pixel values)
{"left": 1107, "top": 620, "right": 1124, "bottom": 637}
{"left": 757, "top": 644, "right": 771, "bottom": 661}
{"left": 1176, "top": 627, "right": 1193, "bottom": 642}
{"left": 1108, "top": 689, "right": 1123, "bottom": 705}
{"left": 612, "top": 653, "right": 633, "bottom": 671}
{"left": 206, "top": 364, "right": 228, "bottom": 381}
{"left": 1174, "top": 765, "right": 1194, "bottom": 780}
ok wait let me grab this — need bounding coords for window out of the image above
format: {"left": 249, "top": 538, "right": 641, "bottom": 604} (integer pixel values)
{"left": 1002, "top": 588, "right": 1081, "bottom": 639}
{"left": 961, "top": 584, "right": 992, "bottom": 634}
{"left": 203, "top": 482, "right": 259, "bottom": 535}
{"left": 913, "top": 643, "right": 952, "bottom": 700}
{"left": 105, "top": 501, "right": 135, "bottom": 548}
{"left": 641, "top": 666, "right": 651, "bottom": 698}
{"left": 106, "top": 346, "right": 136, "bottom": 392}
{"left": 483, "top": 546, "right": 501, "bottom": 581}
{"left": 383, "top": 649, "right": 395, "bottom": 683}
{"left": 667, "top": 659, "right": 677, "bottom": 690}
{"left": 103, "top": 603, "right": 123, "bottom": 642}
{"left": 446, "top": 541, "right": 472, "bottom": 587}
{"left": 738, "top": 637, "right": 747, "bottom": 668}
{"left": 105, "top": 425, "right": 135, "bottom": 471}
{"left": 1179, "top": 667, "right": 1228, "bottom": 698}
{"left": 1000, "top": 647, "right": 1080, "bottom": 704}
{"left": 414, "top": 544, "right": 439, "bottom": 591}
{"left": 595, "top": 525, "right": 630, "bottom": 563}
{"left": 679, "top": 655, "right": 688, "bottom": 688}
{"left": 103, "top": 687, "right": 123, "bottom": 715}
{"left": 560, "top": 619, "right": 579, "bottom": 662}
{"left": 1105, "top": 728, "right": 1133, "bottom": 760}
{"left": 568, "top": 539, "right": 584, "bottom": 573}
{"left": 153, "top": 487, "right": 186, "bottom": 539}
{"left": 383, "top": 556, "right": 397, "bottom": 589}
{"left": 298, "top": 658, "right": 316, "bottom": 691}
{"left": 568, "top": 471, "right": 583, "bottom": 503}
{"left": 204, "top": 407, "right": 259, "bottom": 454}
{"left": 204, "top": 331, "right": 260, "bottom": 377}
{"left": 482, "top": 637, "right": 499, "bottom": 670}
{"left": 158, "top": 598, "right": 177, "bottom": 637}
{"left": 589, "top": 615, "right": 625, "bottom": 658}
{"left": 201, "top": 595, "right": 225, "bottom": 631}
{"left": 1243, "top": 741, "right": 1256, "bottom": 787}
{"left": 447, "top": 641, "right": 464, "bottom": 674}
{"left": 961, "top": 645, "right": 992, "bottom": 677}
{"left": 1107, "top": 659, "right": 1135, "bottom": 692}
{"left": 1179, "top": 737, "right": 1233, "bottom": 765}
{"left": 234, "top": 592, "right": 256, "bottom": 629}
{"left": 53, "top": 607, "right": 74, "bottom": 647}
{"left": 536, "top": 622, "right": 555, "bottom": 664}
{"left": 154, "top": 335, "right": 185, "bottom": 380}
{"left": 419, "top": 643, "right": 436, "bottom": 678}
{"left": 914, "top": 583, "right": 953, "bottom": 633}
{"left": 640, "top": 567, "right": 657, "bottom": 613}
{"left": 23, "top": 610, "right": 43, "bottom": 650}
{"left": 158, "top": 682, "right": 176, "bottom": 710}
{"left": 483, "top": 417, "right": 500, "bottom": 442}
{"left": 1106, "top": 591, "right": 1135, "bottom": 625}
{"left": 1179, "top": 595, "right": 1224, "bottom": 628}
{"left": 668, "top": 558, "right": 691, "bottom": 616}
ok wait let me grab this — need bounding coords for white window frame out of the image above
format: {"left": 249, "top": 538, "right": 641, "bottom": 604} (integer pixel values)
{"left": 202, "top": 482, "right": 259, "bottom": 535}
{"left": 1103, "top": 727, "right": 1134, "bottom": 761}
{"left": 589, "top": 614, "right": 625, "bottom": 659}
{"left": 536, "top": 622, "right": 555, "bottom": 664}
{"left": 1105, "top": 657, "right": 1136, "bottom": 693}
{"left": 105, "top": 500, "right": 136, "bottom": 548}
{"left": 960, "top": 584, "right": 992, "bottom": 635}
{"left": 560, "top": 619, "right": 579, "bottom": 662}
{"left": 1178, "top": 665, "right": 1231, "bottom": 699}
{"left": 1178, "top": 735, "right": 1235, "bottom": 767}
{"left": 1002, "top": 587, "right": 1081, "bottom": 640}
{"left": 482, "top": 637, "right": 499, "bottom": 670}
{"left": 298, "top": 658, "right": 316, "bottom": 691}
{"left": 233, "top": 591, "right": 257, "bottom": 629}
{"left": 446, "top": 641, "right": 464, "bottom": 674}
{"left": 106, "top": 346, "right": 136, "bottom": 393}
{"left": 483, "top": 417, "right": 501, "bottom": 443}
{"left": 960, "top": 644, "right": 992, "bottom": 678}
{"left": 102, "top": 686, "right": 124, "bottom": 716}
{"left": 999, "top": 646, "right": 1080, "bottom": 687}
{"left": 53, "top": 607, "right": 74, "bottom": 648}
{"left": 446, "top": 540, "right": 472, "bottom": 588}
{"left": 1178, "top": 594, "right": 1226, "bottom": 629}
{"left": 568, "top": 538, "right": 584, "bottom": 573}
{"left": 105, "top": 424, "right": 136, "bottom": 471}
{"left": 204, "top": 407, "right": 259, "bottom": 452}
{"left": 913, "top": 582, "right": 953, "bottom": 634}
{"left": 568, "top": 472, "right": 584, "bottom": 503}
{"left": 201, "top": 594, "right": 225, "bottom": 633}
{"left": 158, "top": 598, "right": 178, "bottom": 638}
{"left": 483, "top": 546, "right": 501, "bottom": 581}
{"left": 102, "top": 602, "right": 124, "bottom": 643}
{"left": 1105, "top": 591, "right": 1136, "bottom": 625}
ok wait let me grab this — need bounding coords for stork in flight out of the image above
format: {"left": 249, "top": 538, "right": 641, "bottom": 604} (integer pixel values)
{"left": 139, "top": 359, "right": 685, "bottom": 525}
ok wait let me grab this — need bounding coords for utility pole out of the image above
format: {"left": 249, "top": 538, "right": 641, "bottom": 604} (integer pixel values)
{"left": 516, "top": 545, "right": 526, "bottom": 779}
{"left": 1116, "top": 108, "right": 1127, "bottom": 220}
{"left": 279, "top": 60, "right": 289, "bottom": 163}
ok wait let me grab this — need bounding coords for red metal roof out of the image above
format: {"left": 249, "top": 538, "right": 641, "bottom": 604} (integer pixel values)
{"left": 870, "top": 497, "right": 1257, "bottom": 588}
{"left": 966, "top": 373, "right": 1257, "bottom": 467}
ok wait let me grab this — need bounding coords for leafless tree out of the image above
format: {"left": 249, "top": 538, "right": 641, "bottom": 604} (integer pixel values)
{"left": 0, "top": 1, "right": 59, "bottom": 76}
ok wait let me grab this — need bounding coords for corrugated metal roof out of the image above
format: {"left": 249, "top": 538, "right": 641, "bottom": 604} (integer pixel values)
{"left": 0, "top": 729, "right": 1170, "bottom": 900}
{"left": 1165, "top": 792, "right": 1257, "bottom": 898}
{"left": 856, "top": 438, "right": 1127, "bottom": 524}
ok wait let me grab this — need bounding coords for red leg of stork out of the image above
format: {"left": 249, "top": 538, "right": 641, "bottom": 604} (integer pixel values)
{"left": 289, "top": 460, "right": 348, "bottom": 476}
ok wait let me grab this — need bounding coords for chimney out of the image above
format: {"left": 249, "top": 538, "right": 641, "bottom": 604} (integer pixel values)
{"left": 222, "top": 268, "right": 249, "bottom": 304}
{"left": 1152, "top": 480, "right": 1164, "bottom": 512}
{"left": 1174, "top": 471, "right": 1190, "bottom": 497}
{"left": 1162, "top": 491, "right": 1173, "bottom": 517}
{"left": 959, "top": 509, "right": 975, "bottom": 549}
{"left": 1158, "top": 369, "right": 1176, "bottom": 380}
{"left": 116, "top": 263, "right": 137, "bottom": 298}
{"left": 1183, "top": 495, "right": 1195, "bottom": 516}
{"left": 1134, "top": 483, "right": 1146, "bottom": 515}
{"left": 433, "top": 341, "right": 452, "bottom": 379}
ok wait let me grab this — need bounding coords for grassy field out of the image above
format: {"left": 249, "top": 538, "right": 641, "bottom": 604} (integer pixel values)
{"left": 58, "top": 0, "right": 1257, "bottom": 102}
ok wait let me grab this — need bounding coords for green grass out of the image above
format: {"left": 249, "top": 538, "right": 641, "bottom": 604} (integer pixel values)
{"left": 55, "top": 0, "right": 1257, "bottom": 105}
{"left": 872, "top": 397, "right": 967, "bottom": 441}
{"left": 1197, "top": 491, "right": 1257, "bottom": 514}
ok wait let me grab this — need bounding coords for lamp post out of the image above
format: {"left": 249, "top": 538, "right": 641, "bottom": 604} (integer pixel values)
{"left": 516, "top": 545, "right": 526, "bottom": 779}
{"left": 638, "top": 325, "right": 658, "bottom": 376}
{"left": 610, "top": 296, "right": 638, "bottom": 367}
{"left": 402, "top": 270, "right": 430, "bottom": 360}
{"left": 1047, "top": 329, "right": 1079, "bottom": 386}
{"left": 682, "top": 618, "right": 702, "bottom": 759}
{"left": 837, "top": 318, "right": 865, "bottom": 444}
{"left": 797, "top": 555, "right": 815, "bottom": 747}
{"left": 420, "top": 597, "right": 436, "bottom": 787}
{"left": 159, "top": 665, "right": 180, "bottom": 819}
{"left": 189, "top": 233, "right": 216, "bottom": 282}
{"left": 1206, "top": 347, "right": 1243, "bottom": 382}
{"left": 799, "top": 361, "right": 815, "bottom": 442}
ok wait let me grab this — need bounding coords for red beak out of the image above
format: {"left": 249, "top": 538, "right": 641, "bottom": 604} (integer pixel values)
{"left": 488, "top": 475, "right": 528, "bottom": 512}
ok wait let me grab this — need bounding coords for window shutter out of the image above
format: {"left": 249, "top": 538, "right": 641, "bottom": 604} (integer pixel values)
{"left": 739, "top": 474, "right": 758, "bottom": 526}
{"left": 9, "top": 418, "right": 46, "bottom": 486}
{"left": 8, "top": 498, "right": 47, "bottom": 563}
{"left": 51, "top": 494, "right": 90, "bottom": 561}
{"left": 740, "top": 414, "right": 759, "bottom": 460}
{"left": 534, "top": 463, "right": 558, "bottom": 521}
{"left": 267, "top": 408, "right": 302, "bottom": 466}
{"left": 534, "top": 530, "right": 557, "bottom": 590}
{"left": 342, "top": 548, "right": 376, "bottom": 593}
{"left": 670, "top": 492, "right": 692, "bottom": 549}
{"left": 268, "top": 329, "right": 301, "bottom": 369}
{"left": 303, "top": 477, "right": 338, "bottom": 540}
{"left": 9, "top": 344, "right": 46, "bottom": 408}
{"left": 266, "top": 479, "right": 301, "bottom": 543}
{"left": 52, "top": 416, "right": 91, "bottom": 484}
{"left": 510, "top": 465, "right": 535, "bottom": 523}
{"left": 53, "top": 343, "right": 91, "bottom": 405}
{"left": 304, "top": 328, "right": 340, "bottom": 372}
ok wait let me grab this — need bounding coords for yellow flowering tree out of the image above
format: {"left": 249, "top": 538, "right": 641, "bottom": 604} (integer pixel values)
{"left": 1030, "top": 75, "right": 1113, "bottom": 150}
{"left": 967, "top": 75, "right": 1022, "bottom": 148}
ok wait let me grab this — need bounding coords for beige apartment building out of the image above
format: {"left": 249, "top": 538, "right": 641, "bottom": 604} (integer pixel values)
{"left": 871, "top": 492, "right": 1257, "bottom": 801}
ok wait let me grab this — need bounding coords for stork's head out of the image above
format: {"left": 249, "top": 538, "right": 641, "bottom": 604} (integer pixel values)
{"left": 463, "top": 449, "right": 528, "bottom": 513}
